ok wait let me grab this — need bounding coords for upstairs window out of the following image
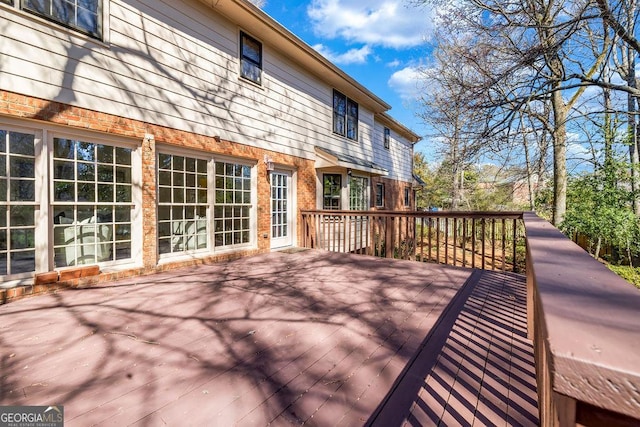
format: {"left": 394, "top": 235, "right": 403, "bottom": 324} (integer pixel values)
{"left": 240, "top": 32, "right": 262, "bottom": 85}
{"left": 333, "top": 90, "right": 358, "bottom": 141}
{"left": 384, "top": 127, "right": 390, "bottom": 149}
{"left": 323, "top": 174, "right": 341, "bottom": 210}
{"left": 22, "top": 0, "right": 102, "bottom": 38}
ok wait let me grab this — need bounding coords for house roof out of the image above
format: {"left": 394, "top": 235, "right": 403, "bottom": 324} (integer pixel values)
{"left": 198, "top": 0, "right": 393, "bottom": 114}
{"left": 376, "top": 113, "right": 422, "bottom": 144}
{"left": 413, "top": 173, "right": 427, "bottom": 187}
{"left": 314, "top": 147, "right": 389, "bottom": 176}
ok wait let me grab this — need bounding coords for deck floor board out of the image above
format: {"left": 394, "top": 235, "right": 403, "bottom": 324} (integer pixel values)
{"left": 0, "top": 250, "right": 537, "bottom": 426}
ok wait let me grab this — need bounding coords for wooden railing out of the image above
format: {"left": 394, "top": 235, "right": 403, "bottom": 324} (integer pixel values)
{"left": 301, "top": 210, "right": 525, "bottom": 272}
{"left": 301, "top": 209, "right": 640, "bottom": 425}
{"left": 523, "top": 212, "right": 640, "bottom": 426}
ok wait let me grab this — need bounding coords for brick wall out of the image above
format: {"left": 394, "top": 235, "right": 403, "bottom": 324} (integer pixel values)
{"left": 370, "top": 176, "right": 414, "bottom": 211}
{"left": 0, "top": 90, "right": 316, "bottom": 303}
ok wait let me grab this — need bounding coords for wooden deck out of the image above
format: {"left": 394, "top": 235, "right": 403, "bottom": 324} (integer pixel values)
{"left": 0, "top": 250, "right": 537, "bottom": 426}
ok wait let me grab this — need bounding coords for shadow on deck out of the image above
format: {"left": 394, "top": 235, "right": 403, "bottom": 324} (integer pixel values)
{"left": 369, "top": 268, "right": 538, "bottom": 426}
{"left": 0, "top": 250, "right": 537, "bottom": 426}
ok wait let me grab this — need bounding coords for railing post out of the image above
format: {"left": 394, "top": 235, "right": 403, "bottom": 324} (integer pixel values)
{"left": 385, "top": 216, "right": 394, "bottom": 258}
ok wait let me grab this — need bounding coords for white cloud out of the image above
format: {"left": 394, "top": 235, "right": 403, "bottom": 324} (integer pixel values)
{"left": 386, "top": 59, "right": 402, "bottom": 68}
{"left": 312, "top": 44, "right": 372, "bottom": 65}
{"left": 388, "top": 66, "right": 422, "bottom": 101}
{"left": 307, "top": 0, "right": 434, "bottom": 49}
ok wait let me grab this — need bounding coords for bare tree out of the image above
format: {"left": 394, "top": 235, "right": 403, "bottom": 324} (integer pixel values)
{"left": 413, "top": 0, "right": 616, "bottom": 224}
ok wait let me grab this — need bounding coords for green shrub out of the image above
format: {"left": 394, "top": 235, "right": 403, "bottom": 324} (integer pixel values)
{"left": 607, "top": 265, "right": 640, "bottom": 289}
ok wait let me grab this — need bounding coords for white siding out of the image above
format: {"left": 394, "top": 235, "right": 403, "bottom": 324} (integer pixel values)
{"left": 0, "top": 0, "right": 394, "bottom": 165}
{"left": 372, "top": 122, "right": 414, "bottom": 182}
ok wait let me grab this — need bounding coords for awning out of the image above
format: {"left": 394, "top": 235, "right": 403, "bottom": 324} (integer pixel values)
{"left": 413, "top": 173, "right": 426, "bottom": 188}
{"left": 314, "top": 147, "right": 388, "bottom": 176}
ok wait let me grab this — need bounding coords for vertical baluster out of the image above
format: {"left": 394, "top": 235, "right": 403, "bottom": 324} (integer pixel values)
{"left": 369, "top": 215, "right": 375, "bottom": 256}
{"left": 512, "top": 218, "right": 518, "bottom": 273}
{"left": 331, "top": 214, "right": 335, "bottom": 252}
{"left": 344, "top": 214, "right": 349, "bottom": 253}
{"left": 444, "top": 217, "right": 448, "bottom": 265}
{"left": 427, "top": 217, "right": 432, "bottom": 262}
{"left": 325, "top": 216, "right": 335, "bottom": 251}
{"left": 492, "top": 218, "right": 496, "bottom": 270}
{"left": 471, "top": 218, "right": 476, "bottom": 269}
{"left": 405, "top": 215, "right": 410, "bottom": 260}
{"left": 481, "top": 218, "right": 486, "bottom": 270}
{"left": 420, "top": 217, "right": 425, "bottom": 262}
{"left": 502, "top": 218, "right": 507, "bottom": 272}
{"left": 462, "top": 218, "right": 467, "bottom": 267}
{"left": 436, "top": 217, "right": 441, "bottom": 263}
{"left": 366, "top": 214, "right": 371, "bottom": 255}
{"left": 453, "top": 217, "right": 458, "bottom": 267}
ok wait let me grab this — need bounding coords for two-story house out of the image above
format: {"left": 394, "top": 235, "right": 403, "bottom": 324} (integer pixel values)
{"left": 0, "top": 0, "right": 420, "bottom": 289}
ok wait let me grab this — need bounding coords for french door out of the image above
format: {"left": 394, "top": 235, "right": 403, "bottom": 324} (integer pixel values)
{"left": 270, "top": 171, "right": 293, "bottom": 249}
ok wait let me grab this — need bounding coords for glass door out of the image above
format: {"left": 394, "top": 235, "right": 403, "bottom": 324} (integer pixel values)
{"left": 270, "top": 171, "right": 293, "bottom": 249}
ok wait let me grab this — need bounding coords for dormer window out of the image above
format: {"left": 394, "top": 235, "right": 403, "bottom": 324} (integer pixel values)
{"left": 22, "top": 0, "right": 102, "bottom": 38}
{"left": 333, "top": 90, "right": 358, "bottom": 141}
{"left": 240, "top": 32, "right": 262, "bottom": 85}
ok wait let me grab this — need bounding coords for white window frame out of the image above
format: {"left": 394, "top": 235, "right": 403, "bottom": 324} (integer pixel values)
{"left": 212, "top": 157, "right": 256, "bottom": 251}
{"left": 0, "top": 118, "right": 142, "bottom": 284}
{"left": 349, "top": 175, "right": 369, "bottom": 211}
{"left": 0, "top": 124, "right": 45, "bottom": 282}
{"left": 156, "top": 148, "right": 210, "bottom": 259}
{"left": 48, "top": 130, "right": 142, "bottom": 269}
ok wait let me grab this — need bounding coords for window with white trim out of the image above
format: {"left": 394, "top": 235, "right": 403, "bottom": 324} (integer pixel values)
{"left": 333, "top": 90, "right": 358, "bottom": 141}
{"left": 157, "top": 153, "right": 208, "bottom": 255}
{"left": 0, "top": 130, "right": 36, "bottom": 276}
{"left": 214, "top": 162, "right": 252, "bottom": 247}
{"left": 384, "top": 127, "right": 390, "bottom": 149}
{"left": 22, "top": 0, "right": 102, "bottom": 38}
{"left": 349, "top": 176, "right": 368, "bottom": 210}
{"left": 375, "top": 182, "right": 384, "bottom": 208}
{"left": 52, "top": 138, "right": 133, "bottom": 267}
{"left": 323, "top": 174, "right": 341, "bottom": 210}
{"left": 240, "top": 31, "right": 262, "bottom": 85}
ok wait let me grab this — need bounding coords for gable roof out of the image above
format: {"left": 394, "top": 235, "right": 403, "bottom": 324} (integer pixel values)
{"left": 376, "top": 112, "right": 422, "bottom": 144}
{"left": 199, "top": 0, "right": 392, "bottom": 113}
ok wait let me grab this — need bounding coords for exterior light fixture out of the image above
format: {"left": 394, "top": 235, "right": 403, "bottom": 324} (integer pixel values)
{"left": 264, "top": 154, "right": 275, "bottom": 172}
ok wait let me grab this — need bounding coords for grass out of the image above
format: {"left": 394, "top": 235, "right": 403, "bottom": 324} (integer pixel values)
{"left": 607, "top": 264, "right": 640, "bottom": 289}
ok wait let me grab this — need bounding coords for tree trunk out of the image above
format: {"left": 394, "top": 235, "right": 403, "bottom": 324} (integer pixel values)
{"left": 551, "top": 87, "right": 568, "bottom": 226}
{"left": 623, "top": 0, "right": 640, "bottom": 214}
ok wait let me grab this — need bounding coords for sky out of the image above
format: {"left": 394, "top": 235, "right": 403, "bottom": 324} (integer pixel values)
{"left": 261, "top": 0, "right": 437, "bottom": 155}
